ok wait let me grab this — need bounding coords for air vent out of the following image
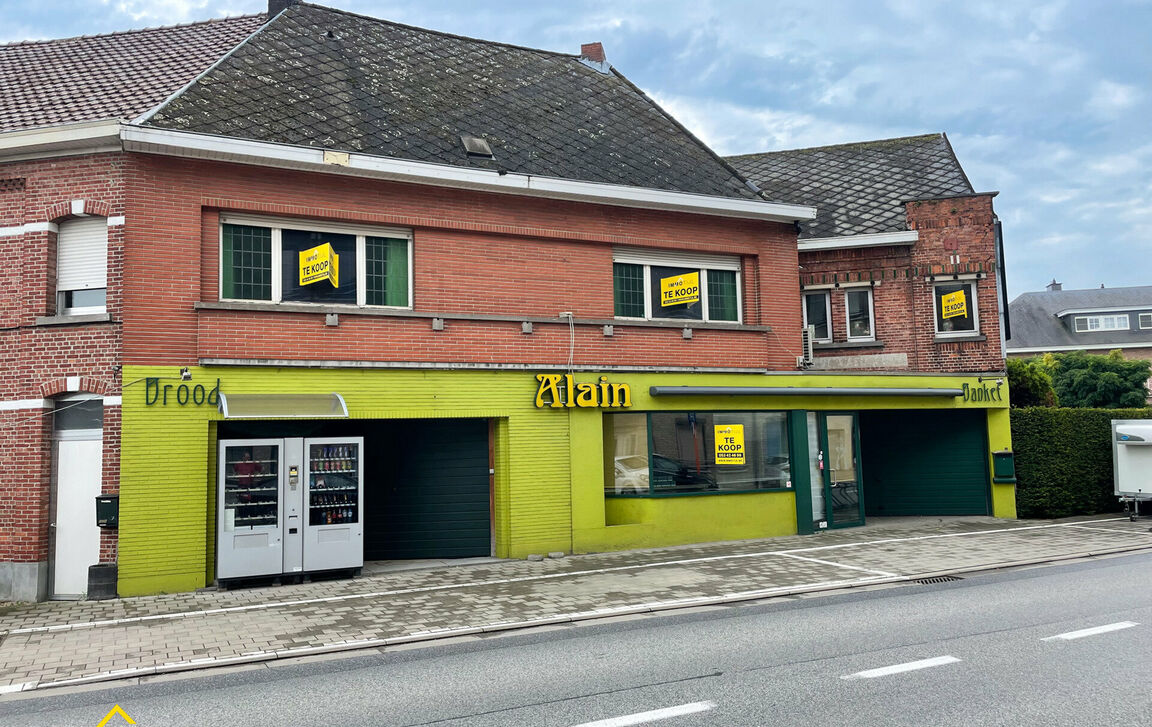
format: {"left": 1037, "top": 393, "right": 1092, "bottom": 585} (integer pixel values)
{"left": 913, "top": 575, "right": 963, "bottom": 585}
{"left": 460, "top": 135, "right": 494, "bottom": 159}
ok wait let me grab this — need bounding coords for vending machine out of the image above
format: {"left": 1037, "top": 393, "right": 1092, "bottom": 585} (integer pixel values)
{"left": 217, "top": 436, "right": 364, "bottom": 581}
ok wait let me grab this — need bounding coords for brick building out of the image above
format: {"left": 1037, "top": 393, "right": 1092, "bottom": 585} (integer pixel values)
{"left": 1, "top": 4, "right": 1012, "bottom": 601}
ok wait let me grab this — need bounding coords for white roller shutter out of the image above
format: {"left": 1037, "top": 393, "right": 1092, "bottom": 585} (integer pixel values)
{"left": 612, "top": 246, "right": 740, "bottom": 271}
{"left": 57, "top": 217, "right": 108, "bottom": 291}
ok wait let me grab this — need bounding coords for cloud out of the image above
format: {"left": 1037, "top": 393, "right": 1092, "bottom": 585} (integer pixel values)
{"left": 1087, "top": 80, "right": 1141, "bottom": 117}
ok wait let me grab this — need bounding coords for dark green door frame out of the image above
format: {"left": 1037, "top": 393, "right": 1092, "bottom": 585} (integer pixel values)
{"left": 819, "top": 411, "right": 864, "bottom": 529}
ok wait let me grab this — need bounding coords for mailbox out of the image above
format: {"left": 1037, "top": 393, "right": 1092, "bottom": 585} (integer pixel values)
{"left": 991, "top": 450, "right": 1016, "bottom": 484}
{"left": 95, "top": 495, "right": 119, "bottom": 528}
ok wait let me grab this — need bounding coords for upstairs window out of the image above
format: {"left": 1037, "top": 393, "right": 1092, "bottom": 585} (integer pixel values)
{"left": 220, "top": 215, "right": 411, "bottom": 308}
{"left": 57, "top": 217, "right": 107, "bottom": 315}
{"left": 1073, "top": 314, "right": 1130, "bottom": 332}
{"left": 1139, "top": 313, "right": 1152, "bottom": 330}
{"left": 803, "top": 292, "right": 831, "bottom": 342}
{"left": 845, "top": 288, "right": 875, "bottom": 341}
{"left": 933, "top": 281, "right": 979, "bottom": 336}
{"left": 612, "top": 249, "right": 741, "bottom": 323}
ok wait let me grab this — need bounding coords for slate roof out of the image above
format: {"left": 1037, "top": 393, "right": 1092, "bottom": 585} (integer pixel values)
{"left": 726, "top": 134, "right": 974, "bottom": 238}
{"left": 0, "top": 15, "right": 266, "bottom": 132}
{"left": 144, "top": 3, "right": 758, "bottom": 200}
{"left": 1007, "top": 285, "right": 1152, "bottom": 349}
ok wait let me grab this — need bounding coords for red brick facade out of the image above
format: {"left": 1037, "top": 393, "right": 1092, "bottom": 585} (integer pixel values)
{"left": 799, "top": 194, "right": 1005, "bottom": 373}
{"left": 0, "top": 154, "right": 124, "bottom": 580}
{"left": 123, "top": 155, "right": 801, "bottom": 370}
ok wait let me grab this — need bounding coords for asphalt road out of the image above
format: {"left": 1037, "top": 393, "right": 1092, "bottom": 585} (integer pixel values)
{"left": 3, "top": 552, "right": 1151, "bottom": 727}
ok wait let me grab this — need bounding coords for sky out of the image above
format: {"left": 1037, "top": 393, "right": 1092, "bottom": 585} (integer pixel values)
{"left": 2, "top": 0, "right": 1150, "bottom": 300}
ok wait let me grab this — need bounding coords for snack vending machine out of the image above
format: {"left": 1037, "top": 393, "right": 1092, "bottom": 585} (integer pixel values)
{"left": 217, "top": 437, "right": 364, "bottom": 581}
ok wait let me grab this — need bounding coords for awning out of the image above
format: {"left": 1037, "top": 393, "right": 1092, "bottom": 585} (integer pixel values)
{"left": 649, "top": 386, "right": 964, "bottom": 397}
{"left": 217, "top": 393, "right": 349, "bottom": 419}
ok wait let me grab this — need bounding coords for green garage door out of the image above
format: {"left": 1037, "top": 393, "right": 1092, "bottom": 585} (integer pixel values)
{"left": 859, "top": 410, "right": 989, "bottom": 516}
{"left": 364, "top": 419, "right": 491, "bottom": 559}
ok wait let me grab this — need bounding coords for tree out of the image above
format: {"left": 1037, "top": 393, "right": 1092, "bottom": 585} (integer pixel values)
{"left": 1007, "top": 357, "right": 1057, "bottom": 407}
{"left": 1049, "top": 350, "right": 1151, "bottom": 409}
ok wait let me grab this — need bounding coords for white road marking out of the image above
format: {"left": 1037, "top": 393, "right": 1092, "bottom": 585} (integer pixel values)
{"left": 841, "top": 655, "right": 961, "bottom": 680}
{"left": 775, "top": 552, "right": 898, "bottom": 577}
{"left": 1062, "top": 525, "right": 1148, "bottom": 536}
{"left": 1042, "top": 621, "right": 1139, "bottom": 641}
{"left": 570, "top": 701, "right": 715, "bottom": 727}
{"left": 4, "top": 518, "right": 1144, "bottom": 635}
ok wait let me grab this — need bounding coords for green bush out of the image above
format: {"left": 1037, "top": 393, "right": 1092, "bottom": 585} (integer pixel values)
{"left": 1007, "top": 357, "right": 1057, "bottom": 407}
{"left": 1013, "top": 407, "right": 1152, "bottom": 518}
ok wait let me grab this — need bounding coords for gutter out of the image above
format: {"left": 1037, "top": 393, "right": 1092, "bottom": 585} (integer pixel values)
{"left": 119, "top": 126, "right": 817, "bottom": 223}
{"left": 649, "top": 386, "right": 964, "bottom": 397}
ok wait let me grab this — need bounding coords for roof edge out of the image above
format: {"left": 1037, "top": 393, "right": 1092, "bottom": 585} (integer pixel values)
{"left": 120, "top": 125, "right": 817, "bottom": 223}
{"left": 725, "top": 133, "right": 947, "bottom": 160}
{"left": 0, "top": 119, "right": 123, "bottom": 159}
{"left": 134, "top": 11, "right": 280, "bottom": 125}
{"left": 0, "top": 13, "right": 265, "bottom": 49}
{"left": 608, "top": 68, "right": 764, "bottom": 201}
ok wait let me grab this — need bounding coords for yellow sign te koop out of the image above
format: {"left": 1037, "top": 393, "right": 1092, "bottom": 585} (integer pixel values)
{"left": 715, "top": 424, "right": 745, "bottom": 465}
{"left": 299, "top": 243, "right": 340, "bottom": 288}
{"left": 660, "top": 272, "right": 700, "bottom": 307}
{"left": 941, "top": 290, "right": 968, "bottom": 319}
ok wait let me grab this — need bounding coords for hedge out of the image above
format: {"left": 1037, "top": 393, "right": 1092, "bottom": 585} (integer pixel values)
{"left": 1012, "top": 407, "right": 1152, "bottom": 518}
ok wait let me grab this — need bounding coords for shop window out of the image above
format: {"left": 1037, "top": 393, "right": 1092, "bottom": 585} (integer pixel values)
{"left": 605, "top": 411, "right": 790, "bottom": 496}
{"left": 933, "top": 281, "right": 979, "bottom": 336}
{"left": 845, "top": 288, "right": 874, "bottom": 341}
{"left": 803, "top": 292, "right": 831, "bottom": 342}
{"left": 611, "top": 250, "right": 741, "bottom": 323}
{"left": 220, "top": 216, "right": 412, "bottom": 307}
{"left": 1073, "top": 314, "right": 1129, "bottom": 332}
{"left": 56, "top": 217, "right": 108, "bottom": 315}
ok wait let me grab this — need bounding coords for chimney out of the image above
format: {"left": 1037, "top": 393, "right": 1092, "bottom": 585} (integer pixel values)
{"left": 580, "top": 42, "right": 606, "bottom": 64}
{"left": 268, "top": 0, "right": 299, "bottom": 17}
{"left": 1046, "top": 279, "right": 1062, "bottom": 292}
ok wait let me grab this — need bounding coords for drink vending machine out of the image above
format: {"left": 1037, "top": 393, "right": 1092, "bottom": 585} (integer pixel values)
{"left": 217, "top": 437, "right": 364, "bottom": 580}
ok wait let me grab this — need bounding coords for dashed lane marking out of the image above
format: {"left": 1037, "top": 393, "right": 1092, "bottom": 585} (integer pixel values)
{"left": 1041, "top": 621, "right": 1139, "bottom": 641}
{"left": 841, "top": 655, "right": 961, "bottom": 680}
{"left": 569, "top": 701, "right": 716, "bottom": 727}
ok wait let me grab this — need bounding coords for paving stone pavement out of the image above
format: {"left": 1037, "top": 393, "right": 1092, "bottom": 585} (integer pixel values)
{"left": 2, "top": 515, "right": 1151, "bottom": 693}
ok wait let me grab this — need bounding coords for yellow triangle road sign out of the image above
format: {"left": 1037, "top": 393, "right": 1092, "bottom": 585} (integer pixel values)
{"left": 97, "top": 705, "right": 136, "bottom": 726}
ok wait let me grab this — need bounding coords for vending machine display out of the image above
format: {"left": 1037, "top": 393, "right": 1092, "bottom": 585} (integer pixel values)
{"left": 308, "top": 443, "right": 359, "bottom": 526}
{"left": 217, "top": 436, "right": 363, "bottom": 581}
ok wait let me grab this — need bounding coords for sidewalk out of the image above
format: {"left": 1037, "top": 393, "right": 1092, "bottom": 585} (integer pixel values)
{"left": 3, "top": 515, "right": 1151, "bottom": 694}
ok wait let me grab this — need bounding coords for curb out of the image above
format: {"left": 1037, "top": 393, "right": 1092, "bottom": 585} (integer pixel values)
{"left": 7, "top": 541, "right": 1152, "bottom": 696}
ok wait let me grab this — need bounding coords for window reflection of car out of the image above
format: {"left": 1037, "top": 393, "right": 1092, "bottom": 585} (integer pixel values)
{"left": 614, "top": 455, "right": 650, "bottom": 494}
{"left": 652, "top": 453, "right": 717, "bottom": 491}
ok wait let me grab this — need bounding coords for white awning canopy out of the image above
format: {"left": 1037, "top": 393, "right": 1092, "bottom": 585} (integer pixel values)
{"left": 218, "top": 393, "right": 349, "bottom": 419}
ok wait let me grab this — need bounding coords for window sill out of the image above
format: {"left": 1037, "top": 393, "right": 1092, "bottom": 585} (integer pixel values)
{"left": 606, "top": 487, "right": 793, "bottom": 498}
{"left": 814, "top": 340, "right": 884, "bottom": 350}
{"left": 35, "top": 313, "right": 112, "bottom": 326}
{"left": 197, "top": 301, "right": 771, "bottom": 331}
{"left": 934, "top": 333, "right": 986, "bottom": 344}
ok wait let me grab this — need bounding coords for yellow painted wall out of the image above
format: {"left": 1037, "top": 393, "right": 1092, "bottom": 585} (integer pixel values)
{"left": 579, "top": 492, "right": 797, "bottom": 551}
{"left": 119, "top": 366, "right": 1010, "bottom": 595}
{"left": 119, "top": 365, "right": 572, "bottom": 596}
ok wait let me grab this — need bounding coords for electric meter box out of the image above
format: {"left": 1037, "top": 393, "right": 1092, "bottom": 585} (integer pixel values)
{"left": 1112, "top": 420, "right": 1152, "bottom": 497}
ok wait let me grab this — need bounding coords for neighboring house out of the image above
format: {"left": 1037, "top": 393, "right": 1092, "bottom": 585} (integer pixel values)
{"left": 728, "top": 134, "right": 1013, "bottom": 524}
{"left": 1007, "top": 281, "right": 1152, "bottom": 361}
{"left": 728, "top": 134, "right": 1010, "bottom": 374}
{"left": 0, "top": 1, "right": 1013, "bottom": 602}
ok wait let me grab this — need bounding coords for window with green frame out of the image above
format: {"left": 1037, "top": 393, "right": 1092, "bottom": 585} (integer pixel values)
{"left": 605, "top": 411, "right": 790, "bottom": 496}
{"left": 220, "top": 218, "right": 411, "bottom": 307}
{"left": 611, "top": 257, "right": 741, "bottom": 322}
